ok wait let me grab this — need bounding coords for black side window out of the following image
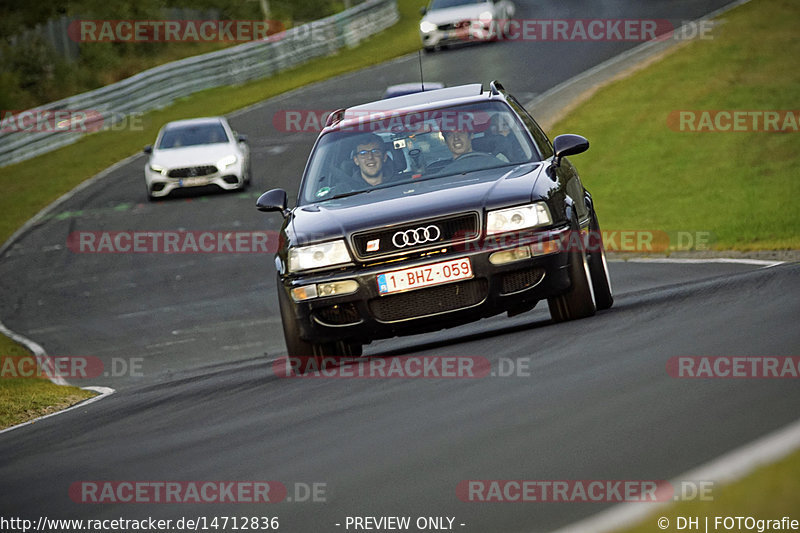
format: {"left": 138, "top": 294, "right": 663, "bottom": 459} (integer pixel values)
{"left": 508, "top": 96, "right": 554, "bottom": 159}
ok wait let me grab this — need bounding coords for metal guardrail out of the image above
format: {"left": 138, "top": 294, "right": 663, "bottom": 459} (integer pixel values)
{"left": 0, "top": 0, "right": 399, "bottom": 168}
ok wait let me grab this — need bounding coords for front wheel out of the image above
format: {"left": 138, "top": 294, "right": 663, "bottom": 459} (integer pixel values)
{"left": 548, "top": 220, "right": 596, "bottom": 323}
{"left": 277, "top": 279, "right": 360, "bottom": 373}
{"left": 277, "top": 278, "right": 317, "bottom": 359}
{"left": 587, "top": 211, "right": 614, "bottom": 310}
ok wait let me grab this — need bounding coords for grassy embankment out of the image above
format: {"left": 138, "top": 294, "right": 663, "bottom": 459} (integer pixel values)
{"left": 550, "top": 0, "right": 799, "bottom": 251}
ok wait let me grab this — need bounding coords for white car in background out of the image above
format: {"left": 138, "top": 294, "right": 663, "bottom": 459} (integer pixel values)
{"left": 144, "top": 117, "right": 250, "bottom": 200}
{"left": 419, "top": 0, "right": 515, "bottom": 52}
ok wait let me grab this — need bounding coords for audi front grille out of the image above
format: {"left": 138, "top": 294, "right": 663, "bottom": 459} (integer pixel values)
{"left": 351, "top": 213, "right": 480, "bottom": 260}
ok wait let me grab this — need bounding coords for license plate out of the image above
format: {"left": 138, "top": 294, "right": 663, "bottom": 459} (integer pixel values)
{"left": 179, "top": 177, "right": 209, "bottom": 187}
{"left": 377, "top": 257, "right": 473, "bottom": 295}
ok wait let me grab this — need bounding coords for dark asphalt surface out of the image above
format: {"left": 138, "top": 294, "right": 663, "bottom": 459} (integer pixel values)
{"left": 3, "top": 1, "right": 798, "bottom": 532}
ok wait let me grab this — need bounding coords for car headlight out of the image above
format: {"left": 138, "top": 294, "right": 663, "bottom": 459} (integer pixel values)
{"left": 288, "top": 240, "right": 352, "bottom": 272}
{"left": 149, "top": 164, "right": 166, "bottom": 176}
{"left": 486, "top": 203, "right": 552, "bottom": 235}
{"left": 420, "top": 21, "right": 437, "bottom": 34}
{"left": 217, "top": 154, "right": 237, "bottom": 170}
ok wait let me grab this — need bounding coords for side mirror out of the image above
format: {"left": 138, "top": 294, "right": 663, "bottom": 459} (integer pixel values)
{"left": 256, "top": 188, "right": 289, "bottom": 217}
{"left": 552, "top": 134, "right": 589, "bottom": 167}
{"left": 420, "top": 6, "right": 427, "bottom": 15}
{"left": 143, "top": 145, "right": 153, "bottom": 154}
{"left": 237, "top": 134, "right": 248, "bottom": 143}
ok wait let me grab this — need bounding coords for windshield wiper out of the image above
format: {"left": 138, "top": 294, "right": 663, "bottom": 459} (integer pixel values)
{"left": 325, "top": 187, "right": 387, "bottom": 201}
{"left": 325, "top": 181, "right": 403, "bottom": 201}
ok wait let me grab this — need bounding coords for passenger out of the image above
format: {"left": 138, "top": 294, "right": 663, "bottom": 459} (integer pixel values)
{"left": 489, "top": 113, "right": 512, "bottom": 137}
{"left": 487, "top": 113, "right": 525, "bottom": 162}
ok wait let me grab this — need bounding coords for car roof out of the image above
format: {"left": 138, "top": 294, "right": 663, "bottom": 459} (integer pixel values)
{"left": 327, "top": 83, "right": 500, "bottom": 132}
{"left": 349, "top": 83, "right": 483, "bottom": 114}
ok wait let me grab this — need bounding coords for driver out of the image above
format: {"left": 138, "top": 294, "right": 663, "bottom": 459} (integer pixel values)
{"left": 443, "top": 130, "right": 474, "bottom": 159}
{"left": 352, "top": 133, "right": 389, "bottom": 186}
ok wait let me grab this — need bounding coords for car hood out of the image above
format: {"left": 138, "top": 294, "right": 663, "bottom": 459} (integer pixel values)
{"left": 149, "top": 144, "right": 238, "bottom": 168}
{"left": 424, "top": 3, "right": 496, "bottom": 25}
{"left": 289, "top": 163, "right": 554, "bottom": 244}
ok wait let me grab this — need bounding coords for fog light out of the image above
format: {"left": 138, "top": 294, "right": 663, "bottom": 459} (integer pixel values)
{"left": 317, "top": 280, "right": 358, "bottom": 297}
{"left": 291, "top": 285, "right": 318, "bottom": 302}
{"left": 489, "top": 247, "right": 531, "bottom": 265}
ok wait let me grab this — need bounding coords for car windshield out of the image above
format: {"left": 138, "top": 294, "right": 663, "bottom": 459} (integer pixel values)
{"left": 299, "top": 101, "right": 537, "bottom": 205}
{"left": 157, "top": 123, "right": 229, "bottom": 149}
{"left": 430, "top": 0, "right": 486, "bottom": 9}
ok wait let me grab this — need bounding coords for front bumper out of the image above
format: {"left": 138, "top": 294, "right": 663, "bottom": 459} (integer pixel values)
{"left": 145, "top": 167, "right": 245, "bottom": 198}
{"left": 421, "top": 21, "right": 497, "bottom": 48}
{"left": 280, "top": 226, "right": 572, "bottom": 345}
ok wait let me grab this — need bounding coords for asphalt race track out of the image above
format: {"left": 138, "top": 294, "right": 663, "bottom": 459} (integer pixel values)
{"left": 2, "top": 1, "right": 798, "bottom": 532}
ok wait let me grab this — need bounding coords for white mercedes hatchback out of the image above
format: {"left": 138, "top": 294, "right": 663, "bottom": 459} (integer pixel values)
{"left": 143, "top": 117, "right": 250, "bottom": 200}
{"left": 420, "top": 0, "right": 515, "bottom": 51}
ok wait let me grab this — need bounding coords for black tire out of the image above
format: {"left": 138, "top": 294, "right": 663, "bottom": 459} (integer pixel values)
{"left": 277, "top": 279, "right": 316, "bottom": 356}
{"left": 276, "top": 278, "right": 361, "bottom": 373}
{"left": 587, "top": 211, "right": 614, "bottom": 310}
{"left": 244, "top": 164, "right": 252, "bottom": 187}
{"left": 547, "top": 218, "right": 596, "bottom": 323}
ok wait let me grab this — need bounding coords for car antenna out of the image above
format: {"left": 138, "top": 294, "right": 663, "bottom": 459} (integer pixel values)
{"left": 418, "top": 50, "right": 425, "bottom": 92}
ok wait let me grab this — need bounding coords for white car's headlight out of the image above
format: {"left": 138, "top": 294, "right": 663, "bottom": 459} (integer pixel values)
{"left": 288, "top": 240, "right": 352, "bottom": 272}
{"left": 217, "top": 154, "right": 237, "bottom": 170}
{"left": 149, "top": 164, "right": 166, "bottom": 176}
{"left": 420, "top": 21, "right": 437, "bottom": 34}
{"left": 478, "top": 10, "right": 494, "bottom": 23}
{"left": 486, "top": 203, "right": 552, "bottom": 235}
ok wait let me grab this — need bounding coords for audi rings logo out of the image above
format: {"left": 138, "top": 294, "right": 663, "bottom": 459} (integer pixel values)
{"left": 392, "top": 225, "right": 442, "bottom": 248}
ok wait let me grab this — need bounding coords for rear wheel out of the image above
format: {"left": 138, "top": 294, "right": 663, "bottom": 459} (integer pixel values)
{"left": 587, "top": 211, "right": 614, "bottom": 310}
{"left": 548, "top": 218, "right": 596, "bottom": 323}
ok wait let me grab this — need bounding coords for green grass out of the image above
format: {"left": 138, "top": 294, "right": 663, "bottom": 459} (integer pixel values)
{"left": 0, "top": 0, "right": 428, "bottom": 246}
{"left": 0, "top": 335, "right": 97, "bottom": 430}
{"left": 614, "top": 448, "right": 800, "bottom": 533}
{"left": 551, "top": 0, "right": 800, "bottom": 250}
